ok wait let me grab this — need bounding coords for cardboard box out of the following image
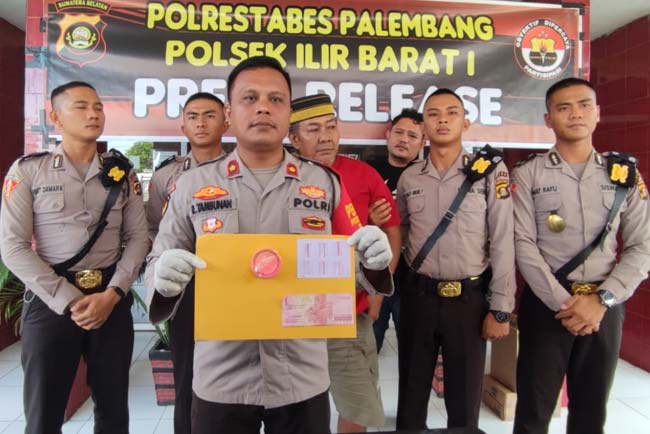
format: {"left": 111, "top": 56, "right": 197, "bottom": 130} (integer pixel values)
{"left": 483, "top": 375, "right": 517, "bottom": 420}
{"left": 483, "top": 375, "right": 561, "bottom": 421}
{"left": 490, "top": 323, "right": 518, "bottom": 392}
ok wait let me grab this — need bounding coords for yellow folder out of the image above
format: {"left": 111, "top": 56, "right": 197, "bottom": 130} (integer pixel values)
{"left": 194, "top": 234, "right": 357, "bottom": 340}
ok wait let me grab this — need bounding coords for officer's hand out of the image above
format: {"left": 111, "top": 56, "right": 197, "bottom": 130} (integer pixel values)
{"left": 555, "top": 294, "right": 606, "bottom": 336}
{"left": 154, "top": 249, "right": 206, "bottom": 298}
{"left": 70, "top": 290, "right": 121, "bottom": 330}
{"left": 348, "top": 225, "right": 393, "bottom": 270}
{"left": 482, "top": 312, "right": 510, "bottom": 341}
{"left": 368, "top": 199, "right": 392, "bottom": 227}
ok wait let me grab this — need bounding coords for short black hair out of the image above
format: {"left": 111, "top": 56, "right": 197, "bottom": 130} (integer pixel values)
{"left": 183, "top": 92, "right": 224, "bottom": 110}
{"left": 423, "top": 88, "right": 464, "bottom": 108}
{"left": 391, "top": 108, "right": 422, "bottom": 127}
{"left": 545, "top": 77, "right": 597, "bottom": 110}
{"left": 50, "top": 81, "right": 96, "bottom": 107}
{"left": 227, "top": 56, "right": 291, "bottom": 100}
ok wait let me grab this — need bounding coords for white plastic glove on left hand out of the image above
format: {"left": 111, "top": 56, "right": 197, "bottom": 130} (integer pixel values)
{"left": 154, "top": 249, "right": 206, "bottom": 298}
{"left": 347, "top": 225, "right": 393, "bottom": 271}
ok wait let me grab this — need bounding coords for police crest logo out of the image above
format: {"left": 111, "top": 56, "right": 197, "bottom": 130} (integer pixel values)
{"left": 193, "top": 186, "right": 229, "bottom": 201}
{"left": 514, "top": 19, "right": 572, "bottom": 80}
{"left": 202, "top": 218, "right": 223, "bottom": 233}
{"left": 299, "top": 186, "right": 326, "bottom": 200}
{"left": 301, "top": 216, "right": 326, "bottom": 231}
{"left": 53, "top": 1, "right": 111, "bottom": 68}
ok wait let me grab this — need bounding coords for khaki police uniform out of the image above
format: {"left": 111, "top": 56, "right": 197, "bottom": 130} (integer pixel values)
{"left": 395, "top": 150, "right": 516, "bottom": 430}
{"left": 512, "top": 148, "right": 650, "bottom": 434}
{"left": 147, "top": 153, "right": 199, "bottom": 242}
{"left": 146, "top": 151, "right": 207, "bottom": 434}
{"left": 145, "top": 149, "right": 391, "bottom": 434}
{"left": 0, "top": 147, "right": 148, "bottom": 434}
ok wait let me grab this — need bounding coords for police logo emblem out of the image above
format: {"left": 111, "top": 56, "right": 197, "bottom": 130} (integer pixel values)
{"left": 514, "top": 19, "right": 572, "bottom": 80}
{"left": 55, "top": 13, "right": 107, "bottom": 68}
{"left": 202, "top": 218, "right": 223, "bottom": 233}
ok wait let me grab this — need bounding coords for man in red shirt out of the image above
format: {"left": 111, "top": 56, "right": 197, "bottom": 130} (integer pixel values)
{"left": 289, "top": 94, "right": 401, "bottom": 433}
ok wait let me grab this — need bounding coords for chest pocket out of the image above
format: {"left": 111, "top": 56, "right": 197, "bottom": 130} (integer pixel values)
{"left": 534, "top": 193, "right": 563, "bottom": 234}
{"left": 33, "top": 192, "right": 64, "bottom": 226}
{"left": 406, "top": 195, "right": 425, "bottom": 214}
{"left": 288, "top": 209, "right": 331, "bottom": 234}
{"left": 458, "top": 192, "right": 487, "bottom": 234}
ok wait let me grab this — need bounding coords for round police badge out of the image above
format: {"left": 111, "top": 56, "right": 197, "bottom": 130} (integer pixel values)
{"left": 514, "top": 19, "right": 572, "bottom": 80}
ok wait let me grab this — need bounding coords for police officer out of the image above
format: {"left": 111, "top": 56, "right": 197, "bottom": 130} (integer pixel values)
{"left": 512, "top": 78, "right": 650, "bottom": 434}
{"left": 367, "top": 108, "right": 426, "bottom": 353}
{"left": 146, "top": 91, "right": 227, "bottom": 434}
{"left": 0, "top": 81, "right": 149, "bottom": 433}
{"left": 147, "top": 91, "right": 228, "bottom": 240}
{"left": 288, "top": 94, "right": 401, "bottom": 433}
{"left": 144, "top": 56, "right": 394, "bottom": 434}
{"left": 396, "top": 89, "right": 516, "bottom": 430}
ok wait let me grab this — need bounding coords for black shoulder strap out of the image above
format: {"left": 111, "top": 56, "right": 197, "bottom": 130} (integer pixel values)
{"left": 554, "top": 185, "right": 627, "bottom": 282}
{"left": 19, "top": 151, "right": 49, "bottom": 162}
{"left": 410, "top": 145, "right": 502, "bottom": 272}
{"left": 554, "top": 151, "right": 636, "bottom": 282}
{"left": 52, "top": 148, "right": 130, "bottom": 275}
{"left": 155, "top": 155, "right": 178, "bottom": 171}
{"left": 52, "top": 182, "right": 123, "bottom": 275}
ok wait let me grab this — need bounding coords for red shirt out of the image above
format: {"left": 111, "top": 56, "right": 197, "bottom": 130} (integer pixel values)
{"left": 332, "top": 155, "right": 400, "bottom": 313}
{"left": 332, "top": 156, "right": 400, "bottom": 229}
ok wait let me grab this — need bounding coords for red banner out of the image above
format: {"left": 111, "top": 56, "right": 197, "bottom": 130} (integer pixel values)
{"left": 24, "top": 0, "right": 587, "bottom": 150}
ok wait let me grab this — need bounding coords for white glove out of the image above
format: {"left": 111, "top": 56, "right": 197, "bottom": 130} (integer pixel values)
{"left": 347, "top": 225, "right": 393, "bottom": 271}
{"left": 154, "top": 249, "right": 206, "bottom": 298}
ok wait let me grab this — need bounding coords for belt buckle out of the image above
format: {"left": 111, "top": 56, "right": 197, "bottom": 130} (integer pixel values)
{"left": 437, "top": 281, "right": 462, "bottom": 297}
{"left": 570, "top": 282, "right": 597, "bottom": 296}
{"left": 75, "top": 270, "right": 102, "bottom": 290}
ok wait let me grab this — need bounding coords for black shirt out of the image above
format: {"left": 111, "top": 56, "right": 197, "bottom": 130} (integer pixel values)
{"left": 368, "top": 158, "right": 416, "bottom": 198}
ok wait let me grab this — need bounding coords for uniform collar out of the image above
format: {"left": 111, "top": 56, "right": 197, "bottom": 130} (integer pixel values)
{"left": 224, "top": 149, "right": 302, "bottom": 194}
{"left": 183, "top": 151, "right": 196, "bottom": 171}
{"left": 545, "top": 146, "right": 606, "bottom": 180}
{"left": 421, "top": 148, "right": 469, "bottom": 181}
{"left": 51, "top": 146, "right": 101, "bottom": 182}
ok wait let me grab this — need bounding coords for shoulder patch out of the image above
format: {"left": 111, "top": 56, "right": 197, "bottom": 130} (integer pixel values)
{"left": 102, "top": 148, "right": 133, "bottom": 169}
{"left": 19, "top": 151, "right": 49, "bottom": 162}
{"left": 515, "top": 153, "right": 537, "bottom": 167}
{"left": 464, "top": 144, "right": 503, "bottom": 182}
{"left": 605, "top": 151, "right": 637, "bottom": 188}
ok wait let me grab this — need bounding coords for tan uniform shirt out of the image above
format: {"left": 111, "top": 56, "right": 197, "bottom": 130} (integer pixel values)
{"left": 145, "top": 149, "right": 388, "bottom": 408}
{"left": 512, "top": 148, "right": 650, "bottom": 311}
{"left": 396, "top": 150, "right": 516, "bottom": 312}
{"left": 0, "top": 147, "right": 149, "bottom": 314}
{"left": 146, "top": 152, "right": 199, "bottom": 242}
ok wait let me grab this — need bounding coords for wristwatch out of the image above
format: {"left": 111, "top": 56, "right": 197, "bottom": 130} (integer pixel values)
{"left": 597, "top": 290, "right": 616, "bottom": 309}
{"left": 490, "top": 310, "right": 511, "bottom": 323}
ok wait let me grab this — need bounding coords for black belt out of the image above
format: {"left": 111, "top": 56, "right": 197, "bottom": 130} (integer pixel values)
{"left": 59, "top": 263, "right": 117, "bottom": 293}
{"left": 405, "top": 267, "right": 490, "bottom": 297}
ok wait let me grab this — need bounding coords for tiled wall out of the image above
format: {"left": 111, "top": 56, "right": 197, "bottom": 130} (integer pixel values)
{"left": 592, "top": 16, "right": 650, "bottom": 371}
{"left": 0, "top": 19, "right": 25, "bottom": 179}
